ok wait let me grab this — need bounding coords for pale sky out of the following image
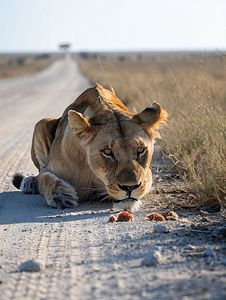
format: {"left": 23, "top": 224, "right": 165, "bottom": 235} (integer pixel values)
{"left": 0, "top": 0, "right": 225, "bottom": 52}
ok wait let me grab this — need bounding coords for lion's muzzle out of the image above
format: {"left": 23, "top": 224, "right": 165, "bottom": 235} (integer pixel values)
{"left": 117, "top": 182, "right": 141, "bottom": 201}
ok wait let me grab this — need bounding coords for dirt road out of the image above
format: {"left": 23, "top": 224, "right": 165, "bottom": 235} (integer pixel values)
{"left": 0, "top": 59, "right": 225, "bottom": 300}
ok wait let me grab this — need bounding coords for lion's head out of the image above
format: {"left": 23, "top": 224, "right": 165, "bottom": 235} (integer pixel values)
{"left": 68, "top": 84, "right": 168, "bottom": 211}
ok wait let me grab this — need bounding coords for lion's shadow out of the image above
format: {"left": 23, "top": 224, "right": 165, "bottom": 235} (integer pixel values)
{"left": 0, "top": 191, "right": 112, "bottom": 225}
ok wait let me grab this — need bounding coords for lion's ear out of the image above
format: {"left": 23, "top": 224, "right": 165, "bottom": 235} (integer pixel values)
{"left": 68, "top": 110, "right": 92, "bottom": 139}
{"left": 133, "top": 102, "right": 168, "bottom": 136}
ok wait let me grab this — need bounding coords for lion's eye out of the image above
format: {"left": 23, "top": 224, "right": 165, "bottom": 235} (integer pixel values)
{"left": 102, "top": 148, "right": 113, "bottom": 157}
{"left": 137, "top": 146, "right": 146, "bottom": 155}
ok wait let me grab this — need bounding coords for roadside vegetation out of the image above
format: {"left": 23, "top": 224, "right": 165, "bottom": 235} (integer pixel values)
{"left": 78, "top": 54, "right": 226, "bottom": 211}
{"left": 0, "top": 56, "right": 54, "bottom": 79}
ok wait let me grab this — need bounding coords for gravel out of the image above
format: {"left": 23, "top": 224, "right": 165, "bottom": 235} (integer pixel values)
{"left": 19, "top": 259, "right": 45, "bottom": 272}
{"left": 141, "top": 251, "right": 162, "bottom": 266}
{"left": 153, "top": 224, "right": 168, "bottom": 233}
{"left": 0, "top": 59, "right": 225, "bottom": 300}
{"left": 217, "top": 226, "right": 226, "bottom": 236}
{"left": 204, "top": 247, "right": 215, "bottom": 257}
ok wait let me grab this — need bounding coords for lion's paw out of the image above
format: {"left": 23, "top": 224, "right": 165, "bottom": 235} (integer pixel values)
{"left": 20, "top": 176, "right": 39, "bottom": 194}
{"left": 48, "top": 190, "right": 78, "bottom": 209}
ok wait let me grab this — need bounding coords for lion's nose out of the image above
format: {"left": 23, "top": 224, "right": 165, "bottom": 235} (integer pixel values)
{"left": 118, "top": 182, "right": 141, "bottom": 196}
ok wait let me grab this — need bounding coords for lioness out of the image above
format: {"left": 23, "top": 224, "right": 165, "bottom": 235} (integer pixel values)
{"left": 13, "top": 84, "right": 168, "bottom": 211}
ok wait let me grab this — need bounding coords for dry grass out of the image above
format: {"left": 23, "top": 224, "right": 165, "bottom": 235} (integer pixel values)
{"left": 78, "top": 55, "right": 226, "bottom": 210}
{"left": 0, "top": 58, "right": 54, "bottom": 79}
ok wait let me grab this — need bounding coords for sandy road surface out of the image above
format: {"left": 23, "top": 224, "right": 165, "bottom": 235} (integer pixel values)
{"left": 0, "top": 59, "right": 226, "bottom": 300}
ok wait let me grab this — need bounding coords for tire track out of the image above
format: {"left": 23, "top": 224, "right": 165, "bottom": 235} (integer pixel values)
{"left": 0, "top": 59, "right": 90, "bottom": 299}
{"left": 0, "top": 143, "right": 30, "bottom": 188}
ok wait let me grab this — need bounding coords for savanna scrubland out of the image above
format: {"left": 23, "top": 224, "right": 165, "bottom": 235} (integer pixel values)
{"left": 78, "top": 54, "right": 226, "bottom": 212}
{"left": 0, "top": 57, "right": 54, "bottom": 79}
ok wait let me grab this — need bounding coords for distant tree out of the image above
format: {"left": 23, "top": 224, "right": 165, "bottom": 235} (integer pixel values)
{"left": 17, "top": 58, "right": 26, "bottom": 66}
{"left": 8, "top": 60, "right": 13, "bottom": 66}
{"left": 79, "top": 52, "right": 89, "bottom": 59}
{"left": 91, "top": 53, "right": 98, "bottom": 59}
{"left": 35, "top": 54, "right": 51, "bottom": 60}
{"left": 118, "top": 56, "right": 126, "bottom": 62}
{"left": 59, "top": 44, "right": 71, "bottom": 52}
{"left": 59, "top": 44, "right": 71, "bottom": 58}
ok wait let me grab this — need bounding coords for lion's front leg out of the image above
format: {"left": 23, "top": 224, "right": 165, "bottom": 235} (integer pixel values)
{"left": 38, "top": 168, "right": 79, "bottom": 209}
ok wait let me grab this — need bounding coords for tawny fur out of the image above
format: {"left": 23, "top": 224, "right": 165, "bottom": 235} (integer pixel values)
{"left": 13, "top": 84, "right": 168, "bottom": 210}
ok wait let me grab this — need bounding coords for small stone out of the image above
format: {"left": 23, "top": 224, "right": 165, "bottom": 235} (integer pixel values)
{"left": 190, "top": 223, "right": 196, "bottom": 228}
{"left": 196, "top": 246, "right": 205, "bottom": 252}
{"left": 19, "top": 259, "right": 45, "bottom": 272}
{"left": 152, "top": 245, "right": 161, "bottom": 252}
{"left": 178, "top": 239, "right": 186, "bottom": 245}
{"left": 210, "top": 260, "right": 219, "bottom": 267}
{"left": 197, "top": 225, "right": 209, "bottom": 231}
{"left": 184, "top": 244, "right": 195, "bottom": 250}
{"left": 222, "top": 258, "right": 226, "bottom": 265}
{"left": 154, "top": 224, "right": 168, "bottom": 233}
{"left": 199, "top": 210, "right": 209, "bottom": 217}
{"left": 182, "top": 250, "right": 191, "bottom": 256}
{"left": 221, "top": 245, "right": 226, "bottom": 252}
{"left": 211, "top": 234, "right": 218, "bottom": 239}
{"left": 81, "top": 260, "right": 87, "bottom": 264}
{"left": 201, "top": 217, "right": 209, "bottom": 223}
{"left": 217, "top": 227, "right": 226, "bottom": 236}
{"left": 45, "top": 264, "right": 53, "bottom": 269}
{"left": 141, "top": 251, "right": 162, "bottom": 266}
{"left": 204, "top": 247, "right": 215, "bottom": 257}
{"left": 180, "top": 219, "right": 188, "bottom": 223}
